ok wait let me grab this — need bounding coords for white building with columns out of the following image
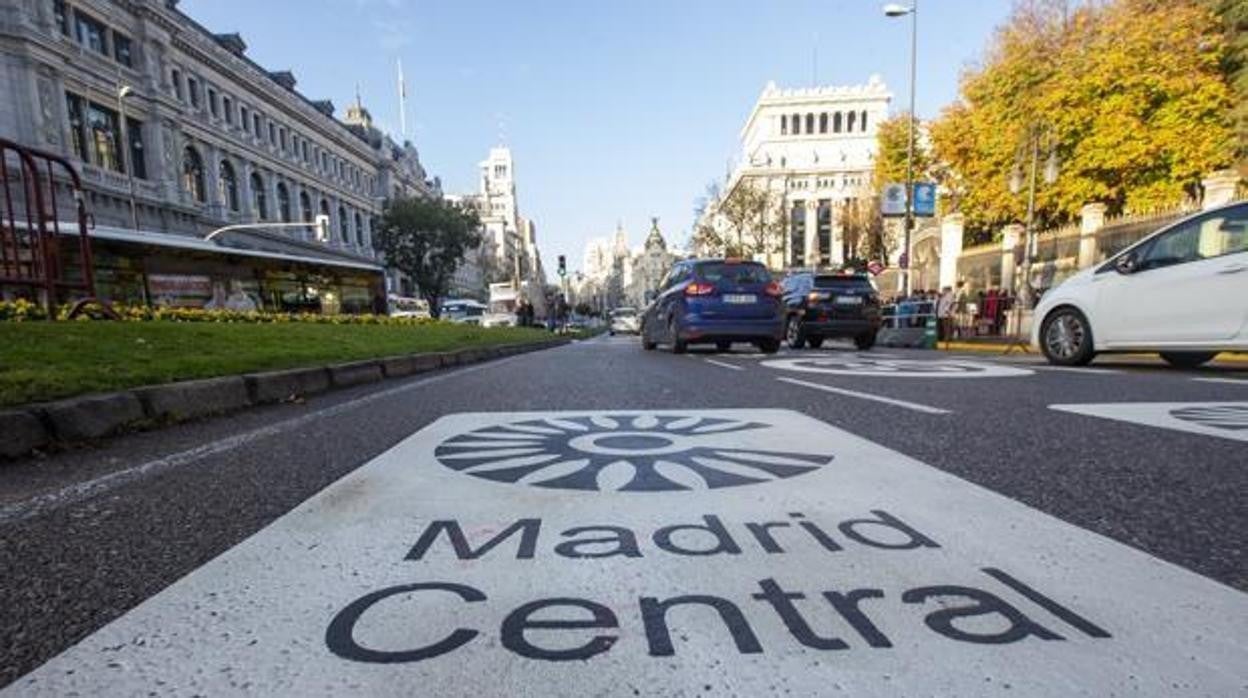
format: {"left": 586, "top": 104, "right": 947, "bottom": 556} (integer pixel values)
{"left": 696, "top": 77, "right": 893, "bottom": 269}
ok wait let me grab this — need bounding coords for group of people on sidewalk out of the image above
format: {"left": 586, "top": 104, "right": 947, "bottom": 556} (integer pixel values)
{"left": 886, "top": 283, "right": 1018, "bottom": 340}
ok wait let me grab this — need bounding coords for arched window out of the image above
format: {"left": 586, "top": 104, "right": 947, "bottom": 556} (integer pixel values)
{"left": 277, "top": 182, "right": 291, "bottom": 222}
{"left": 354, "top": 212, "right": 365, "bottom": 246}
{"left": 250, "top": 171, "right": 267, "bottom": 219}
{"left": 791, "top": 113, "right": 801, "bottom": 135}
{"left": 780, "top": 115, "right": 788, "bottom": 135}
{"left": 833, "top": 112, "right": 843, "bottom": 133}
{"left": 861, "top": 110, "right": 868, "bottom": 131}
{"left": 819, "top": 113, "right": 828, "bottom": 134}
{"left": 181, "top": 146, "right": 205, "bottom": 203}
{"left": 338, "top": 205, "right": 349, "bottom": 242}
{"left": 847, "top": 111, "right": 857, "bottom": 132}
{"left": 299, "top": 191, "right": 312, "bottom": 222}
{"left": 805, "top": 113, "right": 814, "bottom": 134}
{"left": 218, "top": 160, "right": 238, "bottom": 211}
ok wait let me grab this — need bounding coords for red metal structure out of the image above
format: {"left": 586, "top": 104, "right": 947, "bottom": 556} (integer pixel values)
{"left": 0, "top": 137, "right": 102, "bottom": 314}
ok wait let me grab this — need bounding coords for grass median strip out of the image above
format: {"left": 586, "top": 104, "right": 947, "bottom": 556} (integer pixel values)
{"left": 0, "top": 322, "right": 555, "bottom": 408}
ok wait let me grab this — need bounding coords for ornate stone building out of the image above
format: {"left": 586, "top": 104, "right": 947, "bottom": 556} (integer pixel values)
{"left": 0, "top": 0, "right": 441, "bottom": 309}
{"left": 695, "top": 77, "right": 893, "bottom": 270}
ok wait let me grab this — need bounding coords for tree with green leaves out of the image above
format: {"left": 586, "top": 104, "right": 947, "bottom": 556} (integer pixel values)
{"left": 374, "top": 196, "right": 481, "bottom": 318}
{"left": 930, "top": 0, "right": 1236, "bottom": 242}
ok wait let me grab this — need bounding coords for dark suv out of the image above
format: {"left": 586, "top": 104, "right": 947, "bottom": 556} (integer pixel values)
{"left": 780, "top": 271, "right": 881, "bottom": 350}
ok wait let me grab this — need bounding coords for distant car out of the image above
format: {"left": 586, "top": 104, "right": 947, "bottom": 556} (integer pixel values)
{"left": 609, "top": 307, "right": 640, "bottom": 335}
{"left": 441, "top": 299, "right": 486, "bottom": 325}
{"left": 481, "top": 313, "right": 518, "bottom": 328}
{"left": 641, "top": 258, "right": 783, "bottom": 354}
{"left": 781, "top": 271, "right": 881, "bottom": 350}
{"left": 1032, "top": 201, "right": 1248, "bottom": 367}
{"left": 388, "top": 295, "right": 431, "bottom": 319}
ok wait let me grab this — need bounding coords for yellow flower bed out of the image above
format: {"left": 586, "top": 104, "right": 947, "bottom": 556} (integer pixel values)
{"left": 0, "top": 300, "right": 440, "bottom": 326}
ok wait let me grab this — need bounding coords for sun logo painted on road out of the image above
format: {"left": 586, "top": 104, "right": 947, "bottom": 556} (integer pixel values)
{"left": 433, "top": 414, "right": 833, "bottom": 492}
{"left": 1170, "top": 405, "right": 1248, "bottom": 431}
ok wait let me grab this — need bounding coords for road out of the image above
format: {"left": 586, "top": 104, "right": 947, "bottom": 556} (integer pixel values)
{"left": 1, "top": 334, "right": 1245, "bottom": 696}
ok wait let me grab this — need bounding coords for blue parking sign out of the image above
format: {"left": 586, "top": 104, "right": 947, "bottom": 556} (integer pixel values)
{"left": 913, "top": 182, "right": 936, "bottom": 217}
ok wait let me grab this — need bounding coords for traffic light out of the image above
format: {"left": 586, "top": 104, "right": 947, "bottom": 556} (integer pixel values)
{"left": 557, "top": 255, "right": 566, "bottom": 277}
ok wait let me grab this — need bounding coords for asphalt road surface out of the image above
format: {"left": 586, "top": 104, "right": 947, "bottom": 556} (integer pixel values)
{"left": 1, "top": 334, "right": 1245, "bottom": 696}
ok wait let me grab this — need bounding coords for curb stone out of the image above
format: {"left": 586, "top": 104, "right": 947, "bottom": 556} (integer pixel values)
{"left": 41, "top": 393, "right": 146, "bottom": 441}
{"left": 0, "top": 410, "right": 48, "bottom": 458}
{"left": 134, "top": 376, "right": 251, "bottom": 422}
{"left": 0, "top": 339, "right": 569, "bottom": 461}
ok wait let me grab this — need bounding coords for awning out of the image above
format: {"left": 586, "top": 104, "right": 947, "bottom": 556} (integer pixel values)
{"left": 56, "top": 222, "right": 384, "bottom": 273}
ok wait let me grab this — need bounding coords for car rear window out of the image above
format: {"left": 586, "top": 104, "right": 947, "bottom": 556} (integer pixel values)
{"left": 696, "top": 262, "right": 772, "bottom": 284}
{"left": 814, "top": 275, "right": 874, "bottom": 292}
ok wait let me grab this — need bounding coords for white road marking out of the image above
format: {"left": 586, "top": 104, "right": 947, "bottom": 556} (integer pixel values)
{"left": 703, "top": 358, "right": 745, "bottom": 371}
{"left": 0, "top": 353, "right": 533, "bottom": 526}
{"left": 763, "top": 357, "right": 1033, "bottom": 378}
{"left": 10, "top": 409, "right": 1244, "bottom": 696}
{"left": 1027, "top": 365, "right": 1121, "bottom": 375}
{"left": 776, "top": 376, "right": 952, "bottom": 415}
{"left": 1193, "top": 376, "right": 1248, "bottom": 385}
{"left": 1050, "top": 401, "right": 1248, "bottom": 442}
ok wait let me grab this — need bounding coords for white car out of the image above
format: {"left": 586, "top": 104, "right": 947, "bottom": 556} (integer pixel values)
{"left": 609, "top": 307, "right": 640, "bottom": 335}
{"left": 481, "top": 313, "right": 518, "bottom": 328}
{"left": 1032, "top": 201, "right": 1248, "bottom": 367}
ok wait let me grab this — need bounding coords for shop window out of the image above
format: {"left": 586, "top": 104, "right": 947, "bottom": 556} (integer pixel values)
{"left": 277, "top": 182, "right": 291, "bottom": 222}
{"left": 65, "top": 92, "right": 87, "bottom": 161}
{"left": 113, "top": 33, "right": 133, "bottom": 68}
{"left": 53, "top": 0, "right": 69, "bottom": 35}
{"left": 126, "top": 117, "right": 146, "bottom": 179}
{"left": 251, "top": 171, "right": 268, "bottom": 219}
{"left": 73, "top": 10, "right": 107, "bottom": 56}
{"left": 219, "top": 161, "right": 239, "bottom": 211}
{"left": 182, "top": 146, "right": 205, "bottom": 203}
{"left": 86, "top": 101, "right": 122, "bottom": 172}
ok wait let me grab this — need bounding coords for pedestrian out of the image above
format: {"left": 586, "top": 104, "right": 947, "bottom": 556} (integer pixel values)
{"left": 936, "top": 286, "right": 954, "bottom": 341}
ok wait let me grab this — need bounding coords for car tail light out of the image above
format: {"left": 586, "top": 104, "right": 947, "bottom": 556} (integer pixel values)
{"left": 807, "top": 291, "right": 826, "bottom": 303}
{"left": 765, "top": 281, "right": 782, "bottom": 297}
{"left": 685, "top": 282, "right": 715, "bottom": 296}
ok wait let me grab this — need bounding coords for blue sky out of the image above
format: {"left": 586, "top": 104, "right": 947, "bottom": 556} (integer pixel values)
{"left": 181, "top": 0, "right": 1013, "bottom": 272}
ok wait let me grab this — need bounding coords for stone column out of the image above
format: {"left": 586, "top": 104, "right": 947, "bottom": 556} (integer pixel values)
{"left": 1078, "top": 202, "right": 1106, "bottom": 269}
{"left": 828, "top": 201, "right": 845, "bottom": 267}
{"left": 938, "top": 213, "right": 964, "bottom": 290}
{"left": 1001, "top": 224, "right": 1022, "bottom": 292}
{"left": 804, "top": 200, "right": 818, "bottom": 267}
{"left": 1202, "top": 170, "right": 1241, "bottom": 210}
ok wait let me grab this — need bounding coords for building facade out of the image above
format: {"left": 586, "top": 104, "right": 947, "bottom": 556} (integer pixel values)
{"left": 0, "top": 0, "right": 439, "bottom": 311}
{"left": 695, "top": 77, "right": 893, "bottom": 269}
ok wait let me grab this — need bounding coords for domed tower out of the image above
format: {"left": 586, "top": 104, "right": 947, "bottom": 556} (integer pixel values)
{"left": 644, "top": 216, "right": 667, "bottom": 252}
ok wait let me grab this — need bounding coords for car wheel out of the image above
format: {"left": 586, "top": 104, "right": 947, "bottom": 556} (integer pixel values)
{"left": 1160, "top": 351, "right": 1217, "bottom": 369}
{"left": 715, "top": 341, "right": 732, "bottom": 353}
{"left": 642, "top": 331, "right": 657, "bottom": 351}
{"left": 808, "top": 337, "right": 825, "bottom": 349}
{"left": 1040, "top": 308, "right": 1095, "bottom": 366}
{"left": 758, "top": 339, "right": 780, "bottom": 354}
{"left": 854, "top": 333, "right": 876, "bottom": 350}
{"left": 785, "top": 315, "right": 807, "bottom": 349}
{"left": 669, "top": 318, "right": 687, "bottom": 354}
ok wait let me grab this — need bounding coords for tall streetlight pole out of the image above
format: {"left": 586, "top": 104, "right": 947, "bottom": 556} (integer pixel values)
{"left": 884, "top": 2, "right": 917, "bottom": 296}
{"left": 116, "top": 83, "right": 139, "bottom": 232}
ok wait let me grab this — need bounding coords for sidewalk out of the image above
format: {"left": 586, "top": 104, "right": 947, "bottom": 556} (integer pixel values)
{"left": 936, "top": 337, "right": 1248, "bottom": 364}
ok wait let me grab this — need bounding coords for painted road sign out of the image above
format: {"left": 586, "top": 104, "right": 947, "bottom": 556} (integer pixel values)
{"left": 761, "top": 357, "right": 1034, "bottom": 378}
{"left": 1051, "top": 402, "right": 1248, "bottom": 443}
{"left": 7, "top": 410, "right": 1245, "bottom": 696}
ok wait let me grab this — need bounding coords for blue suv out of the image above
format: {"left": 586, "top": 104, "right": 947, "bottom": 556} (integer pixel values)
{"left": 641, "top": 259, "right": 784, "bottom": 353}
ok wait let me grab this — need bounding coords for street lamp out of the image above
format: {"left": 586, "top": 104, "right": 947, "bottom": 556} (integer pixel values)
{"left": 1003, "top": 123, "right": 1059, "bottom": 353}
{"left": 116, "top": 83, "right": 139, "bottom": 232}
{"left": 884, "top": 1, "right": 917, "bottom": 296}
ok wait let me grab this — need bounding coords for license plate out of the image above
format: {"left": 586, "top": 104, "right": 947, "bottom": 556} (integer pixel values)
{"left": 723, "top": 294, "right": 756, "bottom": 304}
{"left": 836, "top": 295, "right": 863, "bottom": 305}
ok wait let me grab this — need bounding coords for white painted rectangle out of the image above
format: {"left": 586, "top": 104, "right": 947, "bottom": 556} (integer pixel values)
{"left": 6, "top": 409, "right": 1245, "bottom": 697}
